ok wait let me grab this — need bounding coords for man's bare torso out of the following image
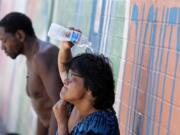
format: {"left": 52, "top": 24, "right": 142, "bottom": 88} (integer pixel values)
{"left": 26, "top": 41, "right": 61, "bottom": 128}
{"left": 26, "top": 64, "right": 53, "bottom": 127}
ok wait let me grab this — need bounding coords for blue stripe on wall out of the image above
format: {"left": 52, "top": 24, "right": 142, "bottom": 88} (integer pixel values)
{"left": 167, "top": 8, "right": 180, "bottom": 135}
{"left": 125, "top": 4, "right": 141, "bottom": 135}
{"left": 151, "top": 7, "right": 165, "bottom": 135}
{"left": 145, "top": 7, "right": 158, "bottom": 135}
{"left": 130, "top": 5, "right": 154, "bottom": 134}
{"left": 153, "top": 9, "right": 169, "bottom": 135}
{"left": 119, "top": 3, "right": 138, "bottom": 125}
{"left": 177, "top": 9, "right": 180, "bottom": 52}
{"left": 89, "top": 0, "right": 107, "bottom": 53}
{"left": 158, "top": 8, "right": 177, "bottom": 135}
{"left": 122, "top": 4, "right": 179, "bottom": 135}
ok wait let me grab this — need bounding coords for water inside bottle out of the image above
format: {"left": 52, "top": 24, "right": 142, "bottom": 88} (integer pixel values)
{"left": 48, "top": 23, "right": 94, "bottom": 53}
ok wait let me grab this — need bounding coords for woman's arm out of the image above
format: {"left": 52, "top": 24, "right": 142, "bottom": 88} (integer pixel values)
{"left": 58, "top": 41, "right": 73, "bottom": 82}
{"left": 53, "top": 100, "right": 69, "bottom": 135}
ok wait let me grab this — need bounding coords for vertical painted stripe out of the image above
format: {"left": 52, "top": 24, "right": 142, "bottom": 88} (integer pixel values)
{"left": 6, "top": 61, "right": 17, "bottom": 131}
{"left": 151, "top": 8, "right": 169, "bottom": 135}
{"left": 166, "top": 55, "right": 179, "bottom": 135}
{"left": 89, "top": 0, "right": 106, "bottom": 52}
{"left": 177, "top": 9, "right": 180, "bottom": 52}
{"left": 151, "top": 7, "right": 165, "bottom": 135}
{"left": 115, "top": 0, "right": 130, "bottom": 118}
{"left": 103, "top": 0, "right": 113, "bottom": 56}
{"left": 46, "top": 0, "right": 55, "bottom": 41}
{"left": 89, "top": 0, "right": 98, "bottom": 48}
{"left": 125, "top": 4, "right": 140, "bottom": 135}
{"left": 99, "top": 0, "right": 112, "bottom": 55}
{"left": 145, "top": 7, "right": 158, "bottom": 135}
{"left": 152, "top": 9, "right": 168, "bottom": 134}
{"left": 75, "top": 0, "right": 83, "bottom": 27}
{"left": 129, "top": 5, "right": 154, "bottom": 134}
{"left": 128, "top": 5, "right": 149, "bottom": 134}
{"left": 93, "top": 0, "right": 103, "bottom": 33}
{"left": 140, "top": 7, "right": 165, "bottom": 133}
{"left": 167, "top": 8, "right": 179, "bottom": 135}
{"left": 157, "top": 8, "right": 173, "bottom": 135}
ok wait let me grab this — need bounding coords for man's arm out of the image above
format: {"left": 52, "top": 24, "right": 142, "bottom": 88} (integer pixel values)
{"left": 35, "top": 46, "right": 63, "bottom": 135}
{"left": 36, "top": 118, "right": 48, "bottom": 135}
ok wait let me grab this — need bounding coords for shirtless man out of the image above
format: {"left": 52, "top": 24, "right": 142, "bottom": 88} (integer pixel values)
{"left": 0, "top": 12, "right": 63, "bottom": 135}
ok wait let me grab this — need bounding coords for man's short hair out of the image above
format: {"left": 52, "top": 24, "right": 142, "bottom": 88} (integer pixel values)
{"left": 0, "top": 12, "right": 36, "bottom": 37}
{"left": 67, "top": 53, "right": 115, "bottom": 110}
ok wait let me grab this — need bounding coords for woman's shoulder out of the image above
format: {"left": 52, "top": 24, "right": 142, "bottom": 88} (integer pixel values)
{"left": 86, "top": 110, "right": 118, "bottom": 128}
{"left": 71, "top": 110, "right": 120, "bottom": 135}
{"left": 86, "top": 110, "right": 117, "bottom": 122}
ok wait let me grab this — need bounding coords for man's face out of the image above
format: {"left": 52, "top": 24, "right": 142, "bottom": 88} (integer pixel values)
{"left": 0, "top": 27, "right": 22, "bottom": 59}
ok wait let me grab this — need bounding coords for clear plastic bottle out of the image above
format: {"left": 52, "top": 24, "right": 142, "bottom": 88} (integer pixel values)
{"left": 48, "top": 23, "right": 93, "bottom": 53}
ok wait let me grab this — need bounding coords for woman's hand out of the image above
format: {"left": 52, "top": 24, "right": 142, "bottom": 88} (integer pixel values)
{"left": 59, "top": 27, "right": 82, "bottom": 49}
{"left": 53, "top": 99, "right": 69, "bottom": 135}
{"left": 53, "top": 99, "right": 69, "bottom": 124}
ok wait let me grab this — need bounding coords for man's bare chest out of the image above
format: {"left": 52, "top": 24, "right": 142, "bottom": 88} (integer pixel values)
{"left": 26, "top": 67, "right": 45, "bottom": 99}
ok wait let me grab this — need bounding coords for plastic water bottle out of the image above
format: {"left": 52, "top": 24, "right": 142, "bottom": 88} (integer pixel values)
{"left": 48, "top": 23, "right": 93, "bottom": 53}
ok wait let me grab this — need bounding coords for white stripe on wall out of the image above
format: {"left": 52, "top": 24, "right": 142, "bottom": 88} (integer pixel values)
{"left": 114, "top": 0, "right": 130, "bottom": 118}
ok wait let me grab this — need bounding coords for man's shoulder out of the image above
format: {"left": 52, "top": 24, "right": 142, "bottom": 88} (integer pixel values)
{"left": 33, "top": 41, "right": 59, "bottom": 67}
{"left": 38, "top": 41, "right": 59, "bottom": 56}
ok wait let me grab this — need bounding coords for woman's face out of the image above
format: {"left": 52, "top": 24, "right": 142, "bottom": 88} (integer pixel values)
{"left": 60, "top": 69, "right": 88, "bottom": 103}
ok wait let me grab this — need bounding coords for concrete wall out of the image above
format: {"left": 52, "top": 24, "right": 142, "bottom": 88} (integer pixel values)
{"left": 0, "top": 0, "right": 179, "bottom": 135}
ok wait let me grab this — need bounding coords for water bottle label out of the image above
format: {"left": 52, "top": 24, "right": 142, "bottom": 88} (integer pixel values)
{"left": 70, "top": 31, "right": 81, "bottom": 43}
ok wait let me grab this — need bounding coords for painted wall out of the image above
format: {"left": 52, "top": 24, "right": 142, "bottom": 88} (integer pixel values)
{"left": 0, "top": 0, "right": 180, "bottom": 135}
{"left": 119, "top": 0, "right": 180, "bottom": 135}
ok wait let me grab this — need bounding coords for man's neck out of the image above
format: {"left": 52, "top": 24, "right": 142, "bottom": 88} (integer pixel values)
{"left": 23, "top": 37, "right": 39, "bottom": 60}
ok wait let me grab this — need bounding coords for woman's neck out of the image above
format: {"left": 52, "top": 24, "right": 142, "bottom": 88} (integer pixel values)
{"left": 74, "top": 101, "right": 98, "bottom": 118}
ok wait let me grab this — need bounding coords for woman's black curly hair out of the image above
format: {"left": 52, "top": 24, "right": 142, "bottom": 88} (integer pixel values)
{"left": 67, "top": 53, "right": 115, "bottom": 110}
